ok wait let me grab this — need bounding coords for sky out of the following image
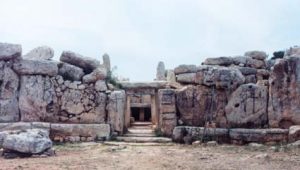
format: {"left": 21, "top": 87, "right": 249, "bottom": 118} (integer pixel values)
{"left": 0, "top": 0, "right": 300, "bottom": 81}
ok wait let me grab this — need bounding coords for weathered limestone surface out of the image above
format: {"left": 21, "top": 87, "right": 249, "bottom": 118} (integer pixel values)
{"left": 225, "top": 83, "right": 268, "bottom": 128}
{"left": 23, "top": 46, "right": 54, "bottom": 60}
{"left": 289, "top": 125, "right": 300, "bottom": 142}
{"left": 156, "top": 61, "right": 166, "bottom": 81}
{"left": 13, "top": 59, "right": 58, "bottom": 76}
{"left": 244, "top": 51, "right": 268, "bottom": 60}
{"left": 172, "top": 126, "right": 229, "bottom": 143}
{"left": 107, "top": 91, "right": 126, "bottom": 134}
{"left": 0, "top": 43, "right": 22, "bottom": 61}
{"left": 82, "top": 67, "right": 107, "bottom": 83}
{"left": 0, "top": 63, "right": 20, "bottom": 122}
{"left": 60, "top": 51, "right": 100, "bottom": 73}
{"left": 176, "top": 85, "right": 229, "bottom": 127}
{"left": 19, "top": 75, "right": 57, "bottom": 122}
{"left": 268, "top": 56, "right": 300, "bottom": 128}
{"left": 58, "top": 62, "right": 84, "bottom": 81}
{"left": 174, "top": 65, "right": 198, "bottom": 74}
{"left": 2, "top": 129, "right": 52, "bottom": 154}
{"left": 158, "top": 89, "right": 177, "bottom": 137}
{"left": 229, "top": 128, "right": 288, "bottom": 143}
{"left": 102, "top": 53, "right": 111, "bottom": 71}
{"left": 166, "top": 70, "right": 176, "bottom": 82}
{"left": 285, "top": 46, "right": 300, "bottom": 57}
{"left": 50, "top": 123, "right": 110, "bottom": 140}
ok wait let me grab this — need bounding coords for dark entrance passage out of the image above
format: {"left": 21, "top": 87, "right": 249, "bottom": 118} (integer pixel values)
{"left": 130, "top": 107, "right": 151, "bottom": 122}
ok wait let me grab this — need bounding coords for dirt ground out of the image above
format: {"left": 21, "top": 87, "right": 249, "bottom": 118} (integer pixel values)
{"left": 0, "top": 142, "right": 299, "bottom": 170}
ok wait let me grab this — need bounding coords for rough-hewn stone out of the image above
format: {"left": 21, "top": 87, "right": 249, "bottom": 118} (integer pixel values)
{"left": 60, "top": 51, "right": 100, "bottom": 73}
{"left": 245, "top": 51, "right": 268, "bottom": 60}
{"left": 58, "top": 62, "right": 84, "bottom": 81}
{"left": 174, "top": 65, "right": 198, "bottom": 74}
{"left": 13, "top": 59, "right": 58, "bottom": 76}
{"left": 166, "top": 70, "right": 176, "bottom": 82}
{"left": 107, "top": 91, "right": 126, "bottom": 134}
{"left": 156, "top": 61, "right": 166, "bottom": 80}
{"left": 0, "top": 43, "right": 22, "bottom": 61}
{"left": 268, "top": 57, "right": 300, "bottom": 128}
{"left": 203, "top": 57, "right": 233, "bottom": 66}
{"left": 225, "top": 84, "right": 268, "bottom": 128}
{"left": 95, "top": 80, "right": 107, "bottom": 92}
{"left": 82, "top": 67, "right": 107, "bottom": 83}
{"left": 102, "top": 53, "right": 111, "bottom": 71}
{"left": 285, "top": 46, "right": 300, "bottom": 57}
{"left": 23, "top": 46, "right": 54, "bottom": 60}
{"left": 289, "top": 125, "right": 300, "bottom": 142}
{"left": 0, "top": 64, "right": 19, "bottom": 122}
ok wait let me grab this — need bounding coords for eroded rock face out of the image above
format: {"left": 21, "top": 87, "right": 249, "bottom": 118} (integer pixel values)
{"left": 0, "top": 43, "right": 22, "bottom": 61}
{"left": 60, "top": 51, "right": 100, "bottom": 73}
{"left": 13, "top": 59, "right": 58, "bottom": 76}
{"left": 268, "top": 56, "right": 300, "bottom": 128}
{"left": 0, "top": 62, "right": 19, "bottom": 122}
{"left": 23, "top": 46, "right": 54, "bottom": 60}
{"left": 107, "top": 91, "right": 126, "bottom": 134}
{"left": 19, "top": 75, "right": 57, "bottom": 122}
{"left": 58, "top": 62, "right": 84, "bottom": 81}
{"left": 225, "top": 84, "right": 268, "bottom": 128}
{"left": 2, "top": 129, "right": 52, "bottom": 154}
{"left": 176, "top": 85, "right": 229, "bottom": 127}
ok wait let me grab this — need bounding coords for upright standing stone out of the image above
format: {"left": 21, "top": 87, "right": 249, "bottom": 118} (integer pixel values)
{"left": 156, "top": 61, "right": 166, "bottom": 81}
{"left": 102, "top": 53, "right": 111, "bottom": 72}
{"left": 107, "top": 91, "right": 126, "bottom": 134}
{"left": 166, "top": 70, "right": 176, "bottom": 82}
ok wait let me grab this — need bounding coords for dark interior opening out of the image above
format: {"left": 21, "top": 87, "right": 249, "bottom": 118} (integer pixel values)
{"left": 131, "top": 107, "right": 152, "bottom": 122}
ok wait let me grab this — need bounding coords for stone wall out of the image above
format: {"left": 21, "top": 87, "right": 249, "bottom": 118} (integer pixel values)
{"left": 172, "top": 48, "right": 300, "bottom": 130}
{"left": 0, "top": 42, "right": 127, "bottom": 141}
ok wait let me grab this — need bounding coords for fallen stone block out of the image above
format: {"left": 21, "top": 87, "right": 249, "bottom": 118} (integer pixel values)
{"left": 0, "top": 42, "right": 22, "bottom": 61}
{"left": 13, "top": 59, "right": 58, "bottom": 76}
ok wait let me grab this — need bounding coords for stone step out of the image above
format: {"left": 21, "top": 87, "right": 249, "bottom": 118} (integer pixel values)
{"left": 131, "top": 122, "right": 152, "bottom": 126}
{"left": 123, "top": 133, "right": 156, "bottom": 137}
{"left": 127, "top": 129, "right": 154, "bottom": 134}
{"left": 115, "top": 136, "right": 172, "bottom": 143}
{"left": 129, "top": 126, "right": 152, "bottom": 129}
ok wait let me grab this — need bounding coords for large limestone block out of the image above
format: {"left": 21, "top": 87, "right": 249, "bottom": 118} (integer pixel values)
{"left": 268, "top": 57, "right": 300, "bottom": 128}
{"left": 23, "top": 46, "right": 54, "bottom": 60}
{"left": 2, "top": 129, "right": 52, "bottom": 154}
{"left": 156, "top": 61, "right": 166, "bottom": 80}
{"left": 82, "top": 67, "right": 107, "bottom": 83}
{"left": 58, "top": 62, "right": 84, "bottom": 81}
{"left": 0, "top": 42, "right": 22, "bottom": 61}
{"left": 60, "top": 51, "right": 100, "bottom": 73}
{"left": 107, "top": 91, "right": 126, "bottom": 134}
{"left": 50, "top": 123, "right": 110, "bottom": 140}
{"left": 13, "top": 59, "right": 58, "bottom": 76}
{"left": 225, "top": 84, "right": 268, "bottom": 128}
{"left": 174, "top": 64, "right": 198, "bottom": 74}
{"left": 19, "top": 75, "right": 57, "bottom": 121}
{"left": 244, "top": 51, "right": 268, "bottom": 60}
{"left": 176, "top": 73, "right": 196, "bottom": 83}
{"left": 289, "top": 125, "right": 300, "bottom": 142}
{"left": 166, "top": 70, "right": 176, "bottom": 82}
{"left": 176, "top": 85, "right": 229, "bottom": 127}
{"left": 229, "top": 128, "right": 288, "bottom": 143}
{"left": 0, "top": 64, "right": 20, "bottom": 122}
{"left": 233, "top": 56, "right": 265, "bottom": 69}
{"left": 203, "top": 57, "right": 233, "bottom": 66}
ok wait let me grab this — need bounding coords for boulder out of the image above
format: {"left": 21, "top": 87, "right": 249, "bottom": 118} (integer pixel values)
{"left": 13, "top": 59, "right": 58, "bottom": 76}
{"left": 156, "top": 61, "right": 166, "bottom": 80}
{"left": 82, "top": 67, "right": 107, "bottom": 83}
{"left": 268, "top": 57, "right": 300, "bottom": 128}
{"left": 233, "top": 56, "right": 265, "bottom": 69}
{"left": 236, "top": 67, "right": 257, "bottom": 75}
{"left": 58, "top": 62, "right": 84, "bottom": 81}
{"left": 245, "top": 51, "right": 268, "bottom": 60}
{"left": 107, "top": 91, "right": 126, "bottom": 134}
{"left": 0, "top": 43, "right": 22, "bottom": 61}
{"left": 202, "top": 57, "right": 233, "bottom": 66}
{"left": 102, "top": 53, "right": 111, "bottom": 71}
{"left": 289, "top": 125, "right": 300, "bottom": 142}
{"left": 60, "top": 51, "right": 100, "bottom": 73}
{"left": 2, "top": 129, "right": 52, "bottom": 154}
{"left": 50, "top": 123, "right": 110, "bottom": 140}
{"left": 229, "top": 128, "right": 288, "bottom": 143}
{"left": 176, "top": 73, "right": 196, "bottom": 84}
{"left": 95, "top": 80, "right": 107, "bottom": 92}
{"left": 23, "top": 46, "right": 54, "bottom": 60}
{"left": 0, "top": 64, "right": 20, "bottom": 122}
{"left": 225, "top": 84, "right": 268, "bottom": 128}
{"left": 245, "top": 75, "right": 257, "bottom": 84}
{"left": 19, "top": 75, "right": 57, "bottom": 122}
{"left": 174, "top": 65, "right": 198, "bottom": 74}
{"left": 176, "top": 85, "right": 229, "bottom": 127}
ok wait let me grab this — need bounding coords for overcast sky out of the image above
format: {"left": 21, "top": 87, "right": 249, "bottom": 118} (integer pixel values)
{"left": 0, "top": 0, "right": 299, "bottom": 81}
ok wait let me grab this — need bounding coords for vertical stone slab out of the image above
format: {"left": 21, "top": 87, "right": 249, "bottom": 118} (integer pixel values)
{"left": 158, "top": 89, "right": 177, "bottom": 137}
{"left": 102, "top": 53, "right": 111, "bottom": 72}
{"left": 0, "top": 62, "right": 20, "bottom": 122}
{"left": 156, "top": 61, "right": 166, "bottom": 81}
{"left": 107, "top": 90, "right": 126, "bottom": 134}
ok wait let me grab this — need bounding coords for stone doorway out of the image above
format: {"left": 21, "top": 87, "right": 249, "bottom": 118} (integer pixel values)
{"left": 130, "top": 107, "right": 152, "bottom": 122}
